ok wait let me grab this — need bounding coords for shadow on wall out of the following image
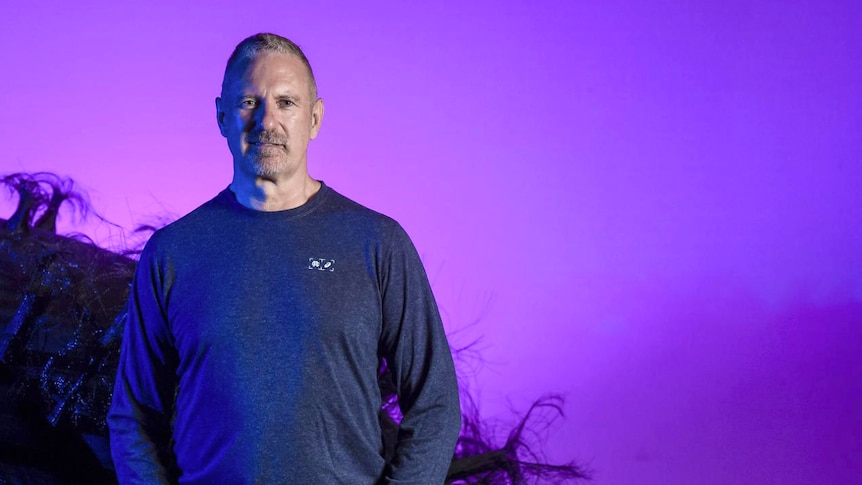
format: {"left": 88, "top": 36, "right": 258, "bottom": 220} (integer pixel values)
{"left": 561, "top": 268, "right": 862, "bottom": 485}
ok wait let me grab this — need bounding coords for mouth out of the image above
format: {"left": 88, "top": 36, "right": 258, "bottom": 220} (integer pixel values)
{"left": 251, "top": 140, "right": 284, "bottom": 145}
{"left": 250, "top": 141, "right": 286, "bottom": 149}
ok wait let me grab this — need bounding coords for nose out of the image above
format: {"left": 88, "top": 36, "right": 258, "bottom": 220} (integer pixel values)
{"left": 255, "top": 99, "right": 278, "bottom": 130}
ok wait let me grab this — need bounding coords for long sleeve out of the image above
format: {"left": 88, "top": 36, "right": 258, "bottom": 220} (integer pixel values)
{"left": 107, "top": 238, "right": 179, "bottom": 484}
{"left": 378, "top": 226, "right": 461, "bottom": 484}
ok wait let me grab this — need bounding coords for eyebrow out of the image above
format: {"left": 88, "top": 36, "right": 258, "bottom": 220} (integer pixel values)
{"left": 275, "top": 94, "right": 301, "bottom": 104}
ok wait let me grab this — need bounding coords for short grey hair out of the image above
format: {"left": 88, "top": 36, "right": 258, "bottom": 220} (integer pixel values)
{"left": 221, "top": 33, "right": 318, "bottom": 99}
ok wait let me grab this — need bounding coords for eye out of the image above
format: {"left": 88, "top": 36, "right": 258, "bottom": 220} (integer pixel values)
{"left": 239, "top": 98, "right": 258, "bottom": 108}
{"left": 277, "top": 99, "right": 295, "bottom": 108}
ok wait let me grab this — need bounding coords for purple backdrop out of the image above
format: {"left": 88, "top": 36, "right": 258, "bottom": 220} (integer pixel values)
{"left": 2, "top": 1, "right": 861, "bottom": 483}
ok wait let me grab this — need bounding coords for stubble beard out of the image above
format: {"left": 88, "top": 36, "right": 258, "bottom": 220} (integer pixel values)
{"left": 242, "top": 130, "right": 294, "bottom": 178}
{"left": 253, "top": 156, "right": 285, "bottom": 179}
{"left": 247, "top": 145, "right": 290, "bottom": 179}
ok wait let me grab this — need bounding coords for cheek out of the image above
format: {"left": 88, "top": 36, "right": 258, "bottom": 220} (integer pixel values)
{"left": 225, "top": 124, "right": 247, "bottom": 150}
{"left": 229, "top": 112, "right": 252, "bottom": 128}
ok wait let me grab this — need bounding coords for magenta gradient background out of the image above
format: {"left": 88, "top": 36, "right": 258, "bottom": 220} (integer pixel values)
{"left": 2, "top": 1, "right": 861, "bottom": 483}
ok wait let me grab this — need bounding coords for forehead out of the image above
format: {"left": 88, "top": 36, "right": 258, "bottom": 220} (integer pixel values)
{"left": 224, "top": 52, "right": 311, "bottom": 96}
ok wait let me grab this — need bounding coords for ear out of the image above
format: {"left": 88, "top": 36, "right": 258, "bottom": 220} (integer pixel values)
{"left": 215, "top": 97, "right": 227, "bottom": 137}
{"left": 309, "top": 97, "right": 324, "bottom": 140}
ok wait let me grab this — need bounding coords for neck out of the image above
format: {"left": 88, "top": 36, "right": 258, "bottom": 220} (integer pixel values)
{"left": 230, "top": 173, "right": 321, "bottom": 211}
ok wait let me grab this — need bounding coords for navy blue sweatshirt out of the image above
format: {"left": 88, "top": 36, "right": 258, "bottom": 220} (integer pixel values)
{"left": 108, "top": 183, "right": 461, "bottom": 484}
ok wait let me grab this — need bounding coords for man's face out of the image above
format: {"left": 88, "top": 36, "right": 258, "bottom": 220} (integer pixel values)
{"left": 216, "top": 52, "right": 323, "bottom": 181}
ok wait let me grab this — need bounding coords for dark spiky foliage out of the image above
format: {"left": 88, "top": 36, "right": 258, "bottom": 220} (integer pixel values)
{"left": 1, "top": 173, "right": 133, "bottom": 483}
{"left": 1, "top": 173, "right": 90, "bottom": 235}
{"left": 445, "top": 393, "right": 590, "bottom": 484}
{"left": 381, "top": 341, "right": 590, "bottom": 483}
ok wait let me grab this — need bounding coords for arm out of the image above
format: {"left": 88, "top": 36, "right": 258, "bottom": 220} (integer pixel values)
{"left": 107, "top": 239, "right": 179, "bottom": 484}
{"left": 379, "top": 225, "right": 461, "bottom": 484}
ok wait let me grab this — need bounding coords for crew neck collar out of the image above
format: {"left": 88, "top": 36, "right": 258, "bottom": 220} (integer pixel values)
{"left": 220, "top": 181, "right": 330, "bottom": 219}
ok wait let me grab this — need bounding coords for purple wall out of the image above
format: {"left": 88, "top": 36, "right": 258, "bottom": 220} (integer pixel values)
{"left": 2, "top": 1, "right": 860, "bottom": 483}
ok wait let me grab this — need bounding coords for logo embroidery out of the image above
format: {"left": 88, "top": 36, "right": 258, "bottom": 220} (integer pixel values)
{"left": 308, "top": 258, "right": 336, "bottom": 272}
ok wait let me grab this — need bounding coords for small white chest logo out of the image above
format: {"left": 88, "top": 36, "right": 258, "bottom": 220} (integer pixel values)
{"left": 308, "top": 258, "right": 336, "bottom": 272}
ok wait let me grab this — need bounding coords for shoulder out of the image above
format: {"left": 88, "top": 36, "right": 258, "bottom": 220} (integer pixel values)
{"left": 318, "top": 184, "right": 410, "bottom": 242}
{"left": 140, "top": 189, "right": 233, "bottom": 256}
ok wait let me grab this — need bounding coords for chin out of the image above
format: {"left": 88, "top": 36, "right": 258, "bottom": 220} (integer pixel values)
{"left": 250, "top": 158, "right": 288, "bottom": 179}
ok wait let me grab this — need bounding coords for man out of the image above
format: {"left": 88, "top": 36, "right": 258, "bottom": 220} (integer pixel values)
{"left": 108, "top": 33, "right": 461, "bottom": 484}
